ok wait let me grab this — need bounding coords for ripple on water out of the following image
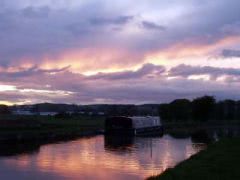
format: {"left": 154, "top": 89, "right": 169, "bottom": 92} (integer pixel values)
{"left": 0, "top": 135, "right": 206, "bottom": 180}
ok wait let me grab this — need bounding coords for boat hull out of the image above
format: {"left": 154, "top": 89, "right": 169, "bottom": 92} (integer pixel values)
{"left": 105, "top": 126, "right": 163, "bottom": 136}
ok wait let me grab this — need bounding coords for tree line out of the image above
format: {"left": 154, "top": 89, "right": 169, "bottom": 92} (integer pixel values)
{"left": 0, "top": 105, "right": 10, "bottom": 115}
{"left": 0, "top": 103, "right": 160, "bottom": 116}
{"left": 1, "top": 96, "right": 240, "bottom": 121}
{"left": 159, "top": 96, "right": 240, "bottom": 122}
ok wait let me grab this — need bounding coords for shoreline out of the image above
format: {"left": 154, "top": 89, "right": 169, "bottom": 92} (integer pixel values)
{"left": 0, "top": 128, "right": 104, "bottom": 143}
{"left": 0, "top": 115, "right": 105, "bottom": 149}
{"left": 0, "top": 129, "right": 104, "bottom": 156}
{"left": 147, "top": 138, "right": 240, "bottom": 180}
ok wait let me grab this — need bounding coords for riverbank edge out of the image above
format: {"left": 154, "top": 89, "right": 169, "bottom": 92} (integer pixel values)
{"left": 0, "top": 129, "right": 104, "bottom": 157}
{"left": 147, "top": 138, "right": 240, "bottom": 180}
{"left": 162, "top": 121, "right": 240, "bottom": 137}
{"left": 0, "top": 128, "right": 104, "bottom": 143}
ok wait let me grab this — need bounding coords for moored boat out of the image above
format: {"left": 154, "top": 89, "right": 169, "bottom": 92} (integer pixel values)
{"left": 105, "top": 116, "right": 163, "bottom": 136}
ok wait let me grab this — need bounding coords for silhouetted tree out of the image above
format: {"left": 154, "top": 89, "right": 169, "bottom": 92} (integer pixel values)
{"left": 236, "top": 101, "right": 240, "bottom": 120}
{"left": 192, "top": 96, "right": 216, "bottom": 121}
{"left": 0, "top": 105, "right": 10, "bottom": 114}
{"left": 159, "top": 104, "right": 172, "bottom": 121}
{"left": 215, "top": 100, "right": 236, "bottom": 121}
{"left": 170, "top": 99, "right": 191, "bottom": 121}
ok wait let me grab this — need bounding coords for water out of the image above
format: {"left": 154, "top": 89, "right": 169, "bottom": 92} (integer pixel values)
{"left": 0, "top": 135, "right": 206, "bottom": 180}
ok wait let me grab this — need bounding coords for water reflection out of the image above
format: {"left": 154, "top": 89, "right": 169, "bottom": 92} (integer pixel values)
{"left": 104, "top": 136, "right": 135, "bottom": 153}
{"left": 0, "top": 135, "right": 206, "bottom": 180}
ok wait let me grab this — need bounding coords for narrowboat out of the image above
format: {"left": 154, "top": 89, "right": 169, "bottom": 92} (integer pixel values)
{"left": 105, "top": 116, "right": 163, "bottom": 136}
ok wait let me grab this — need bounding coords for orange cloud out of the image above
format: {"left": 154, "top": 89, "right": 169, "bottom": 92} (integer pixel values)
{"left": 36, "top": 47, "right": 144, "bottom": 74}
{"left": 146, "top": 35, "right": 240, "bottom": 66}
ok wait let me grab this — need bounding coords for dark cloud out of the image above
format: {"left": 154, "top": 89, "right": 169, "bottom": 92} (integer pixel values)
{"left": 22, "top": 6, "right": 50, "bottom": 18}
{"left": 2, "top": 63, "right": 240, "bottom": 104}
{"left": 89, "top": 63, "right": 165, "bottom": 80}
{"left": 0, "top": 91, "right": 28, "bottom": 103}
{"left": 222, "top": 49, "right": 240, "bottom": 58}
{"left": 90, "top": 15, "right": 133, "bottom": 26}
{"left": 0, "top": 65, "right": 70, "bottom": 78}
{"left": 141, "top": 21, "right": 166, "bottom": 31}
{"left": 0, "top": 63, "right": 164, "bottom": 82}
{"left": 169, "top": 64, "right": 240, "bottom": 79}
{"left": 0, "top": 12, "right": 16, "bottom": 31}
{"left": 2, "top": 68, "right": 240, "bottom": 104}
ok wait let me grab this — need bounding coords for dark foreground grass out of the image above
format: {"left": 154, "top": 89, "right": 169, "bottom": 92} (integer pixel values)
{"left": 148, "top": 138, "right": 240, "bottom": 180}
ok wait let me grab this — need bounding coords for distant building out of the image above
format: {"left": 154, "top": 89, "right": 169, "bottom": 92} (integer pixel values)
{"left": 12, "top": 110, "right": 59, "bottom": 116}
{"left": 98, "top": 112, "right": 105, "bottom": 116}
{"left": 39, "top": 112, "right": 58, "bottom": 116}
{"left": 12, "top": 110, "right": 36, "bottom": 116}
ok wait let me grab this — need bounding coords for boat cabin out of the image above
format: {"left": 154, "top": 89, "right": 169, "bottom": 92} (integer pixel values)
{"left": 105, "top": 116, "right": 163, "bottom": 136}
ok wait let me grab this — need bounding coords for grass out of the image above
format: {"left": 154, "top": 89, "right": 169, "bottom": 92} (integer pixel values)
{"left": 0, "top": 114, "right": 105, "bottom": 141}
{"left": 163, "top": 120, "right": 240, "bottom": 139}
{"left": 147, "top": 138, "right": 240, "bottom": 180}
{"left": 0, "top": 114, "right": 105, "bottom": 127}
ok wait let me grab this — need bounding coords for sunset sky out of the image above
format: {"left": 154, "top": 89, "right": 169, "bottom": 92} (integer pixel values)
{"left": 1, "top": 0, "right": 240, "bottom": 105}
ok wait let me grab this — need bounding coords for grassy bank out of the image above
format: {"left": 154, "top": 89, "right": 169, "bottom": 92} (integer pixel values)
{"left": 0, "top": 115, "right": 105, "bottom": 142}
{"left": 163, "top": 121, "right": 240, "bottom": 138}
{"left": 148, "top": 138, "right": 240, "bottom": 180}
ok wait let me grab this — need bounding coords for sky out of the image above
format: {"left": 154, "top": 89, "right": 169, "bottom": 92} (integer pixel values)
{"left": 0, "top": 0, "right": 240, "bottom": 105}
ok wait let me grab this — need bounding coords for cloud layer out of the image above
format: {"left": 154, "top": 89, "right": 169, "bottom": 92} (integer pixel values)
{"left": 0, "top": 0, "right": 240, "bottom": 104}
{"left": 1, "top": 63, "right": 240, "bottom": 104}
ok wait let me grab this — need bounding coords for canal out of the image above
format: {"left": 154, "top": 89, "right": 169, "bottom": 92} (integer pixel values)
{"left": 0, "top": 134, "right": 207, "bottom": 180}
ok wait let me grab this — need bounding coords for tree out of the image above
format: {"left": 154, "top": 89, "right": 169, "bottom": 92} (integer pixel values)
{"left": 215, "top": 100, "right": 236, "bottom": 121}
{"left": 235, "top": 101, "right": 240, "bottom": 121}
{"left": 170, "top": 99, "right": 191, "bottom": 121}
{"left": 192, "top": 96, "right": 216, "bottom": 121}
{"left": 0, "top": 105, "right": 10, "bottom": 114}
{"left": 159, "top": 104, "right": 172, "bottom": 121}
